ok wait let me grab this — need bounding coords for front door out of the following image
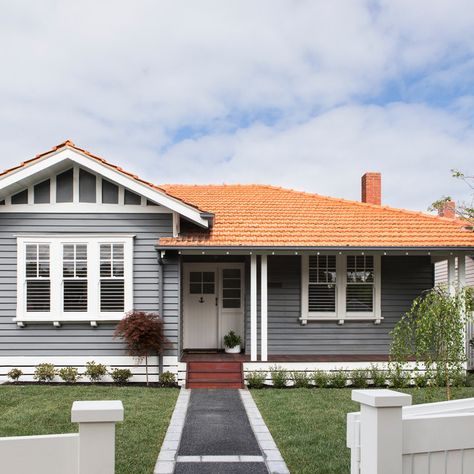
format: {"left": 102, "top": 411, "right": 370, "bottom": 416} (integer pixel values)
{"left": 183, "top": 263, "right": 245, "bottom": 350}
{"left": 183, "top": 264, "right": 218, "bottom": 349}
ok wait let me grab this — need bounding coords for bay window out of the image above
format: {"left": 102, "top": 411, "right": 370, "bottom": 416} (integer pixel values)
{"left": 301, "top": 254, "right": 381, "bottom": 324}
{"left": 17, "top": 236, "right": 134, "bottom": 322}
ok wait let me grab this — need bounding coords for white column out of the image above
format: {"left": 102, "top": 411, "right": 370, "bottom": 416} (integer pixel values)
{"left": 458, "top": 256, "right": 466, "bottom": 288}
{"left": 250, "top": 254, "right": 258, "bottom": 361}
{"left": 261, "top": 254, "right": 268, "bottom": 362}
{"left": 71, "top": 400, "right": 124, "bottom": 474}
{"left": 448, "top": 255, "right": 456, "bottom": 296}
{"left": 352, "top": 389, "right": 411, "bottom": 474}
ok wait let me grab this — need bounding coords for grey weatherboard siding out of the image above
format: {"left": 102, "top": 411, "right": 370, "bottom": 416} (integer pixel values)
{"left": 0, "top": 213, "right": 179, "bottom": 357}
{"left": 245, "top": 255, "right": 434, "bottom": 355}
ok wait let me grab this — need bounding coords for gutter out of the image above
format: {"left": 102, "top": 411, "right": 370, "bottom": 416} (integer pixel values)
{"left": 155, "top": 245, "right": 474, "bottom": 252}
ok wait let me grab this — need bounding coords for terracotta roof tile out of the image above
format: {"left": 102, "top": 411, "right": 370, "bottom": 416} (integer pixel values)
{"left": 158, "top": 184, "right": 474, "bottom": 248}
{"left": 2, "top": 142, "right": 473, "bottom": 249}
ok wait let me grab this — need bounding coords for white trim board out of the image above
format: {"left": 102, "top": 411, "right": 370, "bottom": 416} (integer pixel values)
{"left": 0, "top": 147, "right": 209, "bottom": 227}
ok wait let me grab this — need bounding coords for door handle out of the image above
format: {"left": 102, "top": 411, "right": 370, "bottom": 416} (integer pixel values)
{"left": 199, "top": 297, "right": 204, "bottom": 303}
{"left": 215, "top": 297, "right": 218, "bottom": 306}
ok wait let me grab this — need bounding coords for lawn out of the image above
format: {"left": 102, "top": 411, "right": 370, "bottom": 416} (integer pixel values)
{"left": 252, "top": 387, "right": 474, "bottom": 474}
{"left": 0, "top": 385, "right": 179, "bottom": 474}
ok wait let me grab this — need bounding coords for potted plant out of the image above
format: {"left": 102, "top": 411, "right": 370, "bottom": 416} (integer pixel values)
{"left": 224, "top": 330, "right": 242, "bottom": 354}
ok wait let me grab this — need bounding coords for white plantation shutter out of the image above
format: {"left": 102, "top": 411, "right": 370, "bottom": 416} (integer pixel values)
{"left": 100, "top": 244, "right": 125, "bottom": 312}
{"left": 308, "top": 255, "right": 337, "bottom": 313}
{"left": 25, "top": 244, "right": 51, "bottom": 312}
{"left": 346, "top": 255, "right": 374, "bottom": 313}
{"left": 63, "top": 244, "right": 88, "bottom": 312}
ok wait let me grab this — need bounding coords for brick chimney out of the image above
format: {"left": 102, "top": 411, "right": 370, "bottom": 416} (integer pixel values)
{"left": 361, "top": 172, "right": 381, "bottom": 205}
{"left": 438, "top": 200, "right": 456, "bottom": 219}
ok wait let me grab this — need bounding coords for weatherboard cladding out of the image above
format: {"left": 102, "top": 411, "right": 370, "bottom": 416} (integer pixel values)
{"left": 0, "top": 213, "right": 179, "bottom": 357}
{"left": 245, "top": 255, "right": 433, "bottom": 355}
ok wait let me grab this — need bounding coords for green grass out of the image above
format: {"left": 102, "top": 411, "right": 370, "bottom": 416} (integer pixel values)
{"left": 0, "top": 385, "right": 179, "bottom": 474}
{"left": 251, "top": 387, "right": 474, "bottom": 474}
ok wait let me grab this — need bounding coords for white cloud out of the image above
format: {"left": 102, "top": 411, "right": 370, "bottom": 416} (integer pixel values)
{"left": 0, "top": 0, "right": 473, "bottom": 212}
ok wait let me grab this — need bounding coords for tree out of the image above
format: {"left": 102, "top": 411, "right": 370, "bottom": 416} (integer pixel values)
{"left": 390, "top": 286, "right": 473, "bottom": 400}
{"left": 114, "top": 311, "right": 170, "bottom": 385}
{"left": 430, "top": 169, "right": 474, "bottom": 223}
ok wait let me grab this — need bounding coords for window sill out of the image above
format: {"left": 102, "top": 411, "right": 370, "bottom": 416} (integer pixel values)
{"left": 299, "top": 316, "right": 383, "bottom": 326}
{"left": 13, "top": 314, "right": 124, "bottom": 326}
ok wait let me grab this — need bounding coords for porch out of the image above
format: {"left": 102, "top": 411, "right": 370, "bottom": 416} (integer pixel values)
{"left": 174, "top": 250, "right": 467, "bottom": 369}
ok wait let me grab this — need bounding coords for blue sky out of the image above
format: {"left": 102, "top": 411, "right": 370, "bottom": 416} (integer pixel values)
{"left": 1, "top": 0, "right": 473, "bottom": 211}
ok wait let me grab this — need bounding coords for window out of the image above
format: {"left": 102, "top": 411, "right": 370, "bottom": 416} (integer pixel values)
{"left": 346, "top": 256, "right": 374, "bottom": 313}
{"left": 301, "top": 254, "right": 381, "bottom": 324}
{"left": 308, "top": 255, "right": 336, "bottom": 314}
{"left": 222, "top": 268, "right": 241, "bottom": 309}
{"left": 25, "top": 244, "right": 50, "bottom": 312}
{"left": 17, "top": 236, "right": 134, "bottom": 322}
{"left": 100, "top": 244, "right": 125, "bottom": 311}
{"left": 63, "top": 244, "right": 88, "bottom": 312}
{"left": 189, "top": 271, "right": 215, "bottom": 294}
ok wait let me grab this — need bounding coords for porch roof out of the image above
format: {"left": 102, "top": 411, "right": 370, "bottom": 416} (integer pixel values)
{"left": 157, "top": 184, "right": 474, "bottom": 250}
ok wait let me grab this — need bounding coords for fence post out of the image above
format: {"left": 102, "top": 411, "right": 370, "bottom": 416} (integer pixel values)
{"left": 352, "top": 389, "right": 411, "bottom": 474}
{"left": 71, "top": 400, "right": 124, "bottom": 474}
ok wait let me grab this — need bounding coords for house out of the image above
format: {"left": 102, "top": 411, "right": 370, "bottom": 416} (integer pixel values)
{"left": 1, "top": 141, "right": 473, "bottom": 387}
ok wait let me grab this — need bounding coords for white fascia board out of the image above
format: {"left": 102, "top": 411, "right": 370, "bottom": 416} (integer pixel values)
{"left": 0, "top": 147, "right": 209, "bottom": 228}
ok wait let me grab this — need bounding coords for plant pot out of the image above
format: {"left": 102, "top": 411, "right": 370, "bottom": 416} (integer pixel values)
{"left": 225, "top": 345, "right": 241, "bottom": 354}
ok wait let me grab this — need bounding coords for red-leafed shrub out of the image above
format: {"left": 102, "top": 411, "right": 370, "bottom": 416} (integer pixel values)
{"left": 114, "top": 311, "right": 170, "bottom": 385}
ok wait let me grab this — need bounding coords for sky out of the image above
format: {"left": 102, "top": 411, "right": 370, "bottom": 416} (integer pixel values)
{"left": 1, "top": 0, "right": 474, "bottom": 211}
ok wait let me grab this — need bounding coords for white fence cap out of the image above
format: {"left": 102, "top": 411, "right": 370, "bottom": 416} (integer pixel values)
{"left": 71, "top": 400, "right": 124, "bottom": 423}
{"left": 352, "top": 389, "right": 412, "bottom": 408}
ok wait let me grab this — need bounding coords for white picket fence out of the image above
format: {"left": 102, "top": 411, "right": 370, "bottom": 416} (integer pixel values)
{"left": 0, "top": 400, "right": 123, "bottom": 474}
{"left": 347, "top": 390, "right": 474, "bottom": 474}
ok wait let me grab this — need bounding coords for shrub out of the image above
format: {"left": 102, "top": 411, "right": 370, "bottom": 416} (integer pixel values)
{"left": 7, "top": 368, "right": 22, "bottom": 382}
{"left": 114, "top": 311, "right": 170, "bottom": 385}
{"left": 291, "top": 371, "right": 310, "bottom": 388}
{"left": 34, "top": 363, "right": 56, "bottom": 382}
{"left": 413, "top": 371, "right": 430, "bottom": 388}
{"left": 350, "top": 369, "right": 369, "bottom": 388}
{"left": 84, "top": 361, "right": 107, "bottom": 382}
{"left": 270, "top": 365, "right": 288, "bottom": 388}
{"left": 312, "top": 370, "right": 330, "bottom": 388}
{"left": 451, "top": 370, "right": 468, "bottom": 387}
{"left": 329, "top": 370, "right": 347, "bottom": 388}
{"left": 388, "top": 365, "right": 410, "bottom": 388}
{"left": 110, "top": 368, "right": 132, "bottom": 385}
{"left": 159, "top": 371, "right": 176, "bottom": 387}
{"left": 58, "top": 367, "right": 81, "bottom": 383}
{"left": 223, "top": 330, "right": 242, "bottom": 349}
{"left": 369, "top": 365, "right": 386, "bottom": 387}
{"left": 246, "top": 371, "right": 267, "bottom": 389}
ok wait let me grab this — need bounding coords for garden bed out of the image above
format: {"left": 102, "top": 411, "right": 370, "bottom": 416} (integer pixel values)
{"left": 0, "top": 385, "right": 179, "bottom": 474}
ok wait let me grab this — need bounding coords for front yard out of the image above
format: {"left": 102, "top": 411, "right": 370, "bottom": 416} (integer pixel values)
{"left": 0, "top": 385, "right": 179, "bottom": 474}
{"left": 252, "top": 387, "right": 474, "bottom": 474}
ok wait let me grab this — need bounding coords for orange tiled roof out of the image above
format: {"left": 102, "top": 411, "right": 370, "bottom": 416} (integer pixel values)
{"left": 2, "top": 142, "right": 473, "bottom": 248}
{"left": 158, "top": 184, "right": 474, "bottom": 248}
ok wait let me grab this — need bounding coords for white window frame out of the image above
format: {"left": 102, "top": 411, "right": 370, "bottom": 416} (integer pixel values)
{"left": 301, "top": 254, "right": 382, "bottom": 325}
{"left": 16, "top": 235, "right": 134, "bottom": 323}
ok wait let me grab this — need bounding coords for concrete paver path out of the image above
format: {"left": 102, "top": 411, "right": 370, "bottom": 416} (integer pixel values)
{"left": 154, "top": 389, "right": 289, "bottom": 474}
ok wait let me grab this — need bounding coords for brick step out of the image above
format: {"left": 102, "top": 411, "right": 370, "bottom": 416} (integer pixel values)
{"left": 188, "top": 372, "right": 243, "bottom": 381}
{"left": 187, "top": 362, "right": 242, "bottom": 371}
{"left": 188, "top": 367, "right": 242, "bottom": 374}
{"left": 187, "top": 381, "right": 244, "bottom": 389}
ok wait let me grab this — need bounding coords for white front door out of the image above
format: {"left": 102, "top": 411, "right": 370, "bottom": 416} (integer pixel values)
{"left": 183, "top": 264, "right": 218, "bottom": 349}
{"left": 183, "top": 263, "right": 245, "bottom": 350}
